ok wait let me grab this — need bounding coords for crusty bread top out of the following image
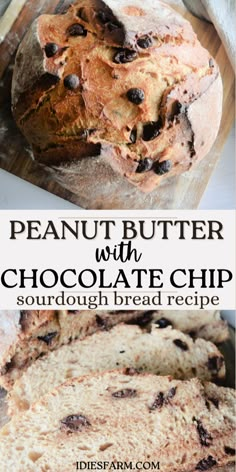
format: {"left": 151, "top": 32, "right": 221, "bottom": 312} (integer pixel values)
{"left": 12, "top": 0, "right": 222, "bottom": 193}
{"left": 0, "top": 370, "right": 235, "bottom": 471}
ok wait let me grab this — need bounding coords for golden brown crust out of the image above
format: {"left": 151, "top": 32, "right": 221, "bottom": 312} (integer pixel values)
{"left": 12, "top": 0, "right": 223, "bottom": 199}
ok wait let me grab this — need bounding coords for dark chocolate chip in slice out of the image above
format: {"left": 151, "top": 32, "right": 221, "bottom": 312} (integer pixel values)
{"left": 167, "top": 387, "right": 177, "bottom": 399}
{"left": 127, "top": 88, "right": 145, "bottom": 105}
{"left": 37, "top": 332, "right": 58, "bottom": 345}
{"left": 154, "top": 318, "right": 172, "bottom": 329}
{"left": 142, "top": 119, "right": 162, "bottom": 141}
{"left": 196, "top": 456, "right": 217, "bottom": 470}
{"left": 112, "top": 389, "right": 137, "bottom": 398}
{"left": 128, "top": 311, "right": 154, "bottom": 327}
{"left": 113, "top": 49, "right": 137, "bottom": 64}
{"left": 153, "top": 160, "right": 172, "bottom": 176}
{"left": 45, "top": 43, "right": 59, "bottom": 58}
{"left": 96, "top": 315, "right": 108, "bottom": 330}
{"left": 208, "top": 397, "right": 219, "bottom": 409}
{"left": 137, "top": 35, "right": 153, "bottom": 49}
{"left": 67, "top": 23, "right": 87, "bottom": 36}
{"left": 107, "top": 22, "right": 121, "bottom": 31}
{"left": 64, "top": 74, "right": 80, "bottom": 90}
{"left": 149, "top": 392, "right": 164, "bottom": 411}
{"left": 194, "top": 418, "right": 213, "bottom": 447}
{"left": 77, "top": 7, "right": 88, "bottom": 22}
{"left": 136, "top": 158, "right": 153, "bottom": 173}
{"left": 124, "top": 367, "right": 140, "bottom": 376}
{"left": 207, "top": 356, "right": 224, "bottom": 373}
{"left": 60, "top": 414, "right": 90, "bottom": 432}
{"left": 224, "top": 446, "right": 235, "bottom": 456}
{"left": 173, "top": 339, "right": 189, "bottom": 351}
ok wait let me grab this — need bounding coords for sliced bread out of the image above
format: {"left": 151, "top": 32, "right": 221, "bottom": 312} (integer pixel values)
{"left": 8, "top": 324, "right": 225, "bottom": 414}
{"left": 0, "top": 370, "right": 235, "bottom": 471}
{"left": 0, "top": 310, "right": 142, "bottom": 389}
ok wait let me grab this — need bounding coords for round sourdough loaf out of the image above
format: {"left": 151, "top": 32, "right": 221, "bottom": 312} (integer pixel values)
{"left": 12, "top": 0, "right": 223, "bottom": 208}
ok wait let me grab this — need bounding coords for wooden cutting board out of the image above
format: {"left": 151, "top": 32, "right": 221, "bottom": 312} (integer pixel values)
{"left": 0, "top": 0, "right": 234, "bottom": 209}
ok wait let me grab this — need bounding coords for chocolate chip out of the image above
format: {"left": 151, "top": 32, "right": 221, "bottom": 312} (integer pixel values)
{"left": 119, "top": 350, "right": 125, "bottom": 354}
{"left": 153, "top": 160, "right": 172, "bottom": 176}
{"left": 154, "top": 318, "right": 172, "bottom": 329}
{"left": 113, "top": 49, "right": 137, "bottom": 64}
{"left": 196, "top": 456, "right": 217, "bottom": 470}
{"left": 67, "top": 24, "right": 87, "bottom": 36}
{"left": 96, "top": 10, "right": 111, "bottom": 24}
{"left": 127, "top": 88, "right": 145, "bottom": 105}
{"left": 208, "top": 397, "right": 219, "bottom": 409}
{"left": 96, "top": 315, "right": 108, "bottom": 330}
{"left": 64, "top": 74, "right": 80, "bottom": 90}
{"left": 142, "top": 120, "right": 162, "bottom": 141}
{"left": 194, "top": 418, "right": 212, "bottom": 447}
{"left": 60, "top": 414, "right": 90, "bottom": 432}
{"left": 45, "top": 43, "right": 59, "bottom": 58}
{"left": 124, "top": 367, "right": 140, "bottom": 376}
{"left": 136, "top": 158, "right": 153, "bottom": 173}
{"left": 130, "top": 128, "right": 137, "bottom": 144}
{"left": 112, "top": 389, "right": 137, "bottom": 398}
{"left": 37, "top": 332, "right": 57, "bottom": 345}
{"left": 128, "top": 311, "right": 154, "bottom": 327}
{"left": 224, "top": 446, "right": 235, "bottom": 456}
{"left": 173, "top": 339, "right": 189, "bottom": 351}
{"left": 137, "top": 35, "right": 153, "bottom": 49}
{"left": 0, "top": 360, "right": 14, "bottom": 376}
{"left": 68, "top": 310, "right": 79, "bottom": 314}
{"left": 107, "top": 22, "right": 121, "bottom": 31}
{"left": 150, "top": 392, "right": 164, "bottom": 410}
{"left": 167, "top": 387, "right": 177, "bottom": 399}
{"left": 207, "top": 356, "right": 224, "bottom": 373}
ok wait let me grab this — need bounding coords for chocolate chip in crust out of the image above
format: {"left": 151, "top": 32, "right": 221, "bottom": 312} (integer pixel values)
{"left": 112, "top": 389, "right": 137, "bottom": 398}
{"left": 136, "top": 157, "right": 153, "bottom": 173}
{"left": 130, "top": 127, "right": 137, "bottom": 144}
{"left": 208, "top": 397, "right": 219, "bottom": 409}
{"left": 64, "top": 74, "right": 80, "bottom": 90}
{"left": 153, "top": 160, "right": 172, "bottom": 176}
{"left": 154, "top": 318, "right": 172, "bottom": 329}
{"left": 113, "top": 49, "right": 137, "bottom": 64}
{"left": 173, "top": 339, "right": 189, "bottom": 351}
{"left": 44, "top": 43, "right": 59, "bottom": 58}
{"left": 196, "top": 456, "right": 217, "bottom": 470}
{"left": 137, "top": 35, "right": 153, "bottom": 49}
{"left": 37, "top": 332, "right": 58, "bottom": 345}
{"left": 224, "top": 446, "right": 235, "bottom": 456}
{"left": 193, "top": 418, "right": 213, "bottom": 447}
{"left": 67, "top": 24, "right": 87, "bottom": 36}
{"left": 127, "top": 88, "right": 145, "bottom": 105}
{"left": 60, "top": 414, "right": 90, "bottom": 432}
{"left": 142, "top": 120, "right": 162, "bottom": 141}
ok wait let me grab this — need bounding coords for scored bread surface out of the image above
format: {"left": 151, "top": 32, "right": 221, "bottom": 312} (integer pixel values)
{"left": 12, "top": 0, "right": 223, "bottom": 206}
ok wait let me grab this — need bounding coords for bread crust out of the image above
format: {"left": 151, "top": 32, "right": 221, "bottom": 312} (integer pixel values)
{"left": 11, "top": 0, "right": 223, "bottom": 204}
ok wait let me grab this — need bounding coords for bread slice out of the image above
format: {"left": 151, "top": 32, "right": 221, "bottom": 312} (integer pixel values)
{"left": 150, "top": 310, "right": 229, "bottom": 344}
{"left": 8, "top": 324, "right": 225, "bottom": 414}
{"left": 0, "top": 310, "right": 143, "bottom": 389}
{"left": 0, "top": 370, "right": 235, "bottom": 471}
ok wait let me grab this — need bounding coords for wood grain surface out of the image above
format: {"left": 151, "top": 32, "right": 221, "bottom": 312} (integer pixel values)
{"left": 0, "top": 0, "right": 235, "bottom": 209}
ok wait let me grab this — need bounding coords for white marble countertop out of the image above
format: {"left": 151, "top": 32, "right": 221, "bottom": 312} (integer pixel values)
{"left": 0, "top": 125, "right": 234, "bottom": 210}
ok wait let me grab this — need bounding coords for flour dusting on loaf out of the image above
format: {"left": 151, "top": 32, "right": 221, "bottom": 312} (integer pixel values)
{"left": 12, "top": 0, "right": 223, "bottom": 203}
